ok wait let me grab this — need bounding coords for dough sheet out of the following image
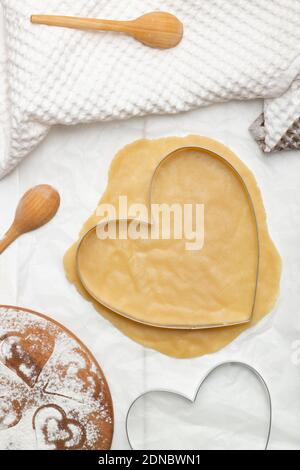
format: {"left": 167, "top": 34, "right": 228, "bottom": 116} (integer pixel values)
{"left": 64, "top": 136, "right": 281, "bottom": 358}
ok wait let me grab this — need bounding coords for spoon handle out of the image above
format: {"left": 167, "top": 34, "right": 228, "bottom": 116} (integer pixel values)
{"left": 31, "top": 15, "right": 132, "bottom": 34}
{"left": 0, "top": 226, "right": 19, "bottom": 255}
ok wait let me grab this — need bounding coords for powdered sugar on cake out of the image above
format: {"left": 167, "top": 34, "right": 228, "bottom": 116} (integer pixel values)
{"left": 0, "top": 307, "right": 113, "bottom": 450}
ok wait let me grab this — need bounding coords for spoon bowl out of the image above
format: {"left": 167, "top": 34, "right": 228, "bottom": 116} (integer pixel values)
{"left": 130, "top": 12, "right": 183, "bottom": 49}
{"left": 0, "top": 184, "right": 60, "bottom": 254}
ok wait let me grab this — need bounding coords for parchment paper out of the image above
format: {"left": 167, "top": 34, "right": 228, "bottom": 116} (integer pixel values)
{"left": 0, "top": 100, "right": 299, "bottom": 449}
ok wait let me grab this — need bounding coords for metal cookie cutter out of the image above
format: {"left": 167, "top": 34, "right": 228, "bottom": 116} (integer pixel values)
{"left": 76, "top": 146, "right": 260, "bottom": 330}
{"left": 126, "top": 361, "right": 272, "bottom": 450}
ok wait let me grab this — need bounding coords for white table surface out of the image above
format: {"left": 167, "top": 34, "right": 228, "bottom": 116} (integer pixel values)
{"left": 0, "top": 97, "right": 300, "bottom": 449}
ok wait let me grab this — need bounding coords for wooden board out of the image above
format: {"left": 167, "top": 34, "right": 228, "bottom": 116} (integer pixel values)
{"left": 0, "top": 305, "right": 113, "bottom": 450}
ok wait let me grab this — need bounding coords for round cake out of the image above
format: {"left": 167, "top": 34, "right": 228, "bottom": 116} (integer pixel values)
{"left": 0, "top": 306, "right": 113, "bottom": 450}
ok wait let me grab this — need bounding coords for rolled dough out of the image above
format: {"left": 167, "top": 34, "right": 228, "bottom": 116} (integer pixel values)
{"left": 64, "top": 136, "right": 281, "bottom": 358}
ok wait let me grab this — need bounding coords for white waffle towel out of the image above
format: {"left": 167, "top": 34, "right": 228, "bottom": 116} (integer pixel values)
{"left": 1, "top": 0, "right": 300, "bottom": 178}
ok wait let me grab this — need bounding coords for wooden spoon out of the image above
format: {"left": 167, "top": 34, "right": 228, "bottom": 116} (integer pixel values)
{"left": 31, "top": 11, "right": 183, "bottom": 49}
{"left": 0, "top": 185, "right": 60, "bottom": 255}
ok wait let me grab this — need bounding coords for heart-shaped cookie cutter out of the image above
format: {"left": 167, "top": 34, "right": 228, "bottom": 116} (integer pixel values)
{"left": 126, "top": 361, "right": 272, "bottom": 450}
{"left": 76, "top": 146, "right": 260, "bottom": 329}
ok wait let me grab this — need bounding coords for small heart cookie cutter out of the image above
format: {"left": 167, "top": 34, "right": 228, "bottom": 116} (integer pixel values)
{"left": 76, "top": 146, "right": 260, "bottom": 329}
{"left": 126, "top": 361, "right": 272, "bottom": 450}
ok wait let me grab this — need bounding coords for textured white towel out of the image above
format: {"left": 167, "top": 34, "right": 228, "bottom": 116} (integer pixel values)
{"left": 250, "top": 81, "right": 300, "bottom": 152}
{"left": 1, "top": 0, "right": 300, "bottom": 179}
